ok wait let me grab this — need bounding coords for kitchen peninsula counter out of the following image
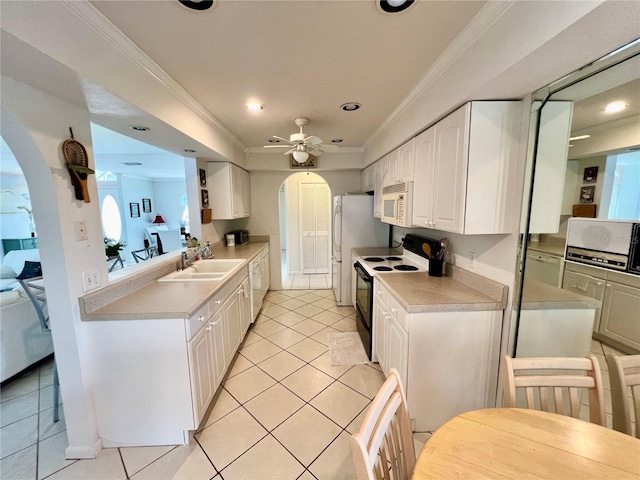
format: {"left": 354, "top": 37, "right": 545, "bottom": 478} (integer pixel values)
{"left": 520, "top": 278, "right": 601, "bottom": 310}
{"left": 375, "top": 265, "right": 508, "bottom": 314}
{"left": 80, "top": 241, "right": 269, "bottom": 321}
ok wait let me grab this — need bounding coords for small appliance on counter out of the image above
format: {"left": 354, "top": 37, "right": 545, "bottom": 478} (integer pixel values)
{"left": 226, "top": 230, "right": 249, "bottom": 246}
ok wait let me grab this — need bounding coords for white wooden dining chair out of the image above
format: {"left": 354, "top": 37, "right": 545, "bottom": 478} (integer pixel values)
{"left": 502, "top": 354, "right": 605, "bottom": 426}
{"left": 351, "top": 368, "right": 415, "bottom": 480}
{"left": 606, "top": 353, "right": 640, "bottom": 438}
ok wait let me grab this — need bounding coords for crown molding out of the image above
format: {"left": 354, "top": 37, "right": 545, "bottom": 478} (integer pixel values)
{"left": 362, "top": 0, "right": 516, "bottom": 152}
{"left": 60, "top": 0, "right": 246, "bottom": 151}
{"left": 245, "top": 146, "right": 363, "bottom": 154}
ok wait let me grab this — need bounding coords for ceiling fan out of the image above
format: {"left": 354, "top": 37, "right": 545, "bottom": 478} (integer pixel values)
{"left": 264, "top": 117, "right": 339, "bottom": 163}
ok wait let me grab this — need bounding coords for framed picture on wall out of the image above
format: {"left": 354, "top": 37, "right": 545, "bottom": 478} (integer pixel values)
{"left": 201, "top": 189, "right": 209, "bottom": 208}
{"left": 580, "top": 185, "right": 595, "bottom": 203}
{"left": 130, "top": 202, "right": 140, "bottom": 217}
{"left": 583, "top": 166, "right": 598, "bottom": 183}
{"left": 142, "top": 198, "right": 152, "bottom": 213}
{"left": 199, "top": 168, "right": 207, "bottom": 187}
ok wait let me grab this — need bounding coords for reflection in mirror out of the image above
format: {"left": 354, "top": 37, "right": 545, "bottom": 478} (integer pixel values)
{"left": 513, "top": 39, "right": 639, "bottom": 372}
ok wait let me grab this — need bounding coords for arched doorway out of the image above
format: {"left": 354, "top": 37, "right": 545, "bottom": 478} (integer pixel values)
{"left": 279, "top": 172, "right": 332, "bottom": 290}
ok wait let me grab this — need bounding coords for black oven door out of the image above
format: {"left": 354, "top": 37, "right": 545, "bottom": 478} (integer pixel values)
{"left": 354, "top": 262, "right": 373, "bottom": 360}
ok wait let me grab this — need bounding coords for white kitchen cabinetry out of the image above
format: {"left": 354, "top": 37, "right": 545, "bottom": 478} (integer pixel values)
{"left": 361, "top": 164, "right": 374, "bottom": 193}
{"left": 208, "top": 162, "right": 251, "bottom": 219}
{"left": 562, "top": 269, "right": 605, "bottom": 330}
{"left": 387, "top": 139, "right": 414, "bottom": 186}
{"left": 599, "top": 281, "right": 640, "bottom": 352}
{"left": 373, "top": 284, "right": 408, "bottom": 387}
{"left": 527, "top": 101, "right": 573, "bottom": 234}
{"left": 412, "top": 126, "right": 436, "bottom": 228}
{"left": 373, "top": 281, "right": 501, "bottom": 431}
{"left": 411, "top": 102, "right": 522, "bottom": 234}
{"left": 564, "top": 262, "right": 640, "bottom": 353}
{"left": 373, "top": 161, "right": 383, "bottom": 218}
{"left": 85, "top": 268, "right": 252, "bottom": 447}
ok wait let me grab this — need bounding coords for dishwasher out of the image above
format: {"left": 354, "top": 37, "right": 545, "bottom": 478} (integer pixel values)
{"left": 525, "top": 251, "right": 564, "bottom": 287}
{"left": 250, "top": 248, "right": 270, "bottom": 321}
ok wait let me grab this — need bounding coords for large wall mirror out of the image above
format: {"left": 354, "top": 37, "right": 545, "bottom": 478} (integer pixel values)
{"left": 513, "top": 39, "right": 640, "bottom": 363}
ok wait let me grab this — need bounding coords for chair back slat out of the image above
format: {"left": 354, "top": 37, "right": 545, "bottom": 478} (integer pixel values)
{"left": 502, "top": 354, "right": 605, "bottom": 426}
{"left": 352, "top": 368, "right": 415, "bottom": 480}
{"left": 607, "top": 354, "right": 640, "bottom": 438}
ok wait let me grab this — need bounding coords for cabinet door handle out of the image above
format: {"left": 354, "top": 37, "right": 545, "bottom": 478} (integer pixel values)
{"left": 392, "top": 308, "right": 397, "bottom": 314}
{"left": 206, "top": 325, "right": 213, "bottom": 332}
{"left": 215, "top": 299, "right": 221, "bottom": 305}
{"left": 199, "top": 315, "right": 205, "bottom": 322}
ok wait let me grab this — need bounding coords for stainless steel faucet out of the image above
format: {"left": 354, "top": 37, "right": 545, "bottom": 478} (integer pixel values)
{"left": 181, "top": 241, "right": 212, "bottom": 269}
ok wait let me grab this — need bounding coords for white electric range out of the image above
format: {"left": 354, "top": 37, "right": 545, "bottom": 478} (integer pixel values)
{"left": 353, "top": 234, "right": 442, "bottom": 360}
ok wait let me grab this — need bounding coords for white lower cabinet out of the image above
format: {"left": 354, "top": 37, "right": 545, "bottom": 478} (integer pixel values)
{"left": 85, "top": 268, "right": 252, "bottom": 447}
{"left": 373, "top": 281, "right": 502, "bottom": 432}
{"left": 187, "top": 322, "right": 216, "bottom": 424}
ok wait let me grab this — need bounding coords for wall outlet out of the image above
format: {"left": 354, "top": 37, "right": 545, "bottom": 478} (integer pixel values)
{"left": 75, "top": 220, "right": 88, "bottom": 241}
{"left": 82, "top": 268, "right": 101, "bottom": 292}
{"left": 469, "top": 251, "right": 476, "bottom": 269}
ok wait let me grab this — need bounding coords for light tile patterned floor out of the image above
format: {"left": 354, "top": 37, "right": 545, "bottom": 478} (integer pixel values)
{"left": 0, "top": 291, "right": 632, "bottom": 479}
{"left": 0, "top": 289, "right": 387, "bottom": 479}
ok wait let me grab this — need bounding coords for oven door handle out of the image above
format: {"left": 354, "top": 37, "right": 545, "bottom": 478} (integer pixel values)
{"left": 354, "top": 263, "right": 372, "bottom": 282}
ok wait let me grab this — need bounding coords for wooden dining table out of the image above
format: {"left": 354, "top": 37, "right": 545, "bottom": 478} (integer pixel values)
{"left": 412, "top": 408, "right": 640, "bottom": 479}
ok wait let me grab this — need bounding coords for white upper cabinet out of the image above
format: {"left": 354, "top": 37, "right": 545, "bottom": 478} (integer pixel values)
{"left": 361, "top": 164, "right": 375, "bottom": 193}
{"left": 208, "top": 162, "right": 251, "bottom": 220}
{"left": 383, "top": 140, "right": 414, "bottom": 187}
{"left": 412, "top": 126, "right": 436, "bottom": 228}
{"left": 527, "top": 101, "right": 573, "bottom": 234}
{"left": 412, "top": 101, "right": 523, "bottom": 234}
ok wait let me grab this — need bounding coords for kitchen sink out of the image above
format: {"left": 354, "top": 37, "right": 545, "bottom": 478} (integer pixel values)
{"left": 157, "top": 258, "right": 245, "bottom": 282}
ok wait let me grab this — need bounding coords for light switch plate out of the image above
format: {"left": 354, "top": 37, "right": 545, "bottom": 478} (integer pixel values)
{"left": 82, "top": 268, "right": 101, "bottom": 291}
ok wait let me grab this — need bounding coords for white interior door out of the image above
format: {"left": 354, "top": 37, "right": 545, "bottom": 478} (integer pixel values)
{"left": 300, "top": 182, "right": 330, "bottom": 274}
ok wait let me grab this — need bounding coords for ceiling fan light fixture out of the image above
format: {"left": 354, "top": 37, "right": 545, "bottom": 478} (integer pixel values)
{"left": 378, "top": 0, "right": 414, "bottom": 14}
{"left": 292, "top": 150, "right": 310, "bottom": 163}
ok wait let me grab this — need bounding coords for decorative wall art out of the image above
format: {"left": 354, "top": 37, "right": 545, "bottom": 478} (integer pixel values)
{"left": 142, "top": 198, "right": 152, "bottom": 213}
{"left": 583, "top": 166, "right": 598, "bottom": 183}
{"left": 199, "top": 168, "right": 207, "bottom": 187}
{"left": 130, "top": 202, "right": 140, "bottom": 217}
{"left": 201, "top": 189, "right": 209, "bottom": 208}
{"left": 580, "top": 185, "right": 595, "bottom": 203}
{"left": 289, "top": 155, "right": 317, "bottom": 169}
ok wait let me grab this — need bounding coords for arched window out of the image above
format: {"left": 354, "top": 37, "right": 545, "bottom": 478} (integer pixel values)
{"left": 101, "top": 194, "right": 122, "bottom": 242}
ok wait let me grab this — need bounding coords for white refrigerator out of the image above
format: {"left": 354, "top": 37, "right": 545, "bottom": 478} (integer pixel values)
{"left": 332, "top": 194, "right": 389, "bottom": 305}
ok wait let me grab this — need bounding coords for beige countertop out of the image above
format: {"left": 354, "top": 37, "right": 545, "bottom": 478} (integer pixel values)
{"left": 80, "top": 242, "right": 269, "bottom": 321}
{"left": 526, "top": 238, "right": 565, "bottom": 257}
{"left": 375, "top": 266, "right": 508, "bottom": 314}
{"left": 520, "top": 278, "right": 601, "bottom": 310}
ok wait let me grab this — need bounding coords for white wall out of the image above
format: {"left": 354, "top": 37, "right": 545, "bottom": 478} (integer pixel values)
{"left": 120, "top": 175, "right": 154, "bottom": 258}
{"left": 246, "top": 169, "right": 361, "bottom": 289}
{"left": 1, "top": 76, "right": 104, "bottom": 458}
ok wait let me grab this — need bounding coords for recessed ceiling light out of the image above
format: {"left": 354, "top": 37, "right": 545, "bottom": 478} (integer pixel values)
{"left": 129, "top": 125, "right": 150, "bottom": 132}
{"left": 331, "top": 139, "right": 343, "bottom": 143}
{"left": 569, "top": 135, "right": 591, "bottom": 141}
{"left": 122, "top": 162, "right": 142, "bottom": 166}
{"left": 245, "top": 102, "right": 264, "bottom": 111}
{"left": 602, "top": 101, "right": 627, "bottom": 113}
{"left": 268, "top": 139, "right": 281, "bottom": 143}
{"left": 184, "top": 149, "right": 197, "bottom": 153}
{"left": 178, "top": 0, "right": 214, "bottom": 11}
{"left": 341, "top": 102, "right": 361, "bottom": 112}
{"left": 378, "top": 0, "right": 414, "bottom": 13}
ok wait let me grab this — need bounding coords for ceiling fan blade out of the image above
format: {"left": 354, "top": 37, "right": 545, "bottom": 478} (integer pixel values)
{"left": 305, "top": 135, "right": 322, "bottom": 146}
{"left": 272, "top": 135, "right": 290, "bottom": 143}
{"left": 283, "top": 147, "right": 296, "bottom": 155}
{"left": 263, "top": 145, "right": 291, "bottom": 148}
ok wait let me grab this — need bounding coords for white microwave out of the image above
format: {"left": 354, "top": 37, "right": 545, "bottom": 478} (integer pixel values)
{"left": 381, "top": 182, "right": 413, "bottom": 227}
